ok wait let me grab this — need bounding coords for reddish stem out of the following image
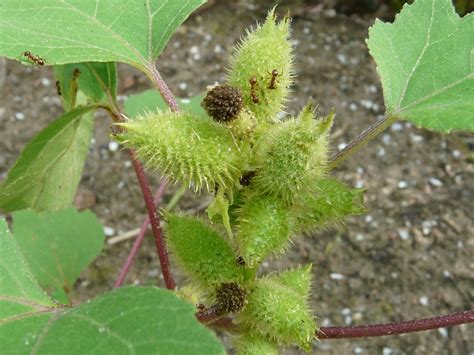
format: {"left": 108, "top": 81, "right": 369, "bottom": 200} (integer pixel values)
{"left": 147, "top": 65, "right": 180, "bottom": 112}
{"left": 129, "top": 150, "right": 175, "bottom": 290}
{"left": 114, "top": 179, "right": 168, "bottom": 288}
{"left": 317, "top": 310, "right": 474, "bottom": 339}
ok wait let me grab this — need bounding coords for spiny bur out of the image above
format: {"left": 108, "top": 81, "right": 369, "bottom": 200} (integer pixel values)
{"left": 115, "top": 111, "right": 246, "bottom": 192}
{"left": 239, "top": 276, "right": 317, "bottom": 351}
{"left": 236, "top": 192, "right": 291, "bottom": 268}
{"left": 165, "top": 214, "right": 244, "bottom": 287}
{"left": 228, "top": 8, "right": 294, "bottom": 123}
{"left": 252, "top": 102, "right": 333, "bottom": 203}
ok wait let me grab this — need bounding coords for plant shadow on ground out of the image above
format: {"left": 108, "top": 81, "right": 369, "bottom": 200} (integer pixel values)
{"left": 0, "top": 1, "right": 472, "bottom": 354}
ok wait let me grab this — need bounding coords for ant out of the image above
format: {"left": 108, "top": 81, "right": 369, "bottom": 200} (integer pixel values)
{"left": 22, "top": 51, "right": 45, "bottom": 67}
{"left": 249, "top": 76, "right": 259, "bottom": 103}
{"left": 196, "top": 303, "right": 206, "bottom": 311}
{"left": 235, "top": 256, "right": 246, "bottom": 266}
{"left": 267, "top": 69, "right": 279, "bottom": 89}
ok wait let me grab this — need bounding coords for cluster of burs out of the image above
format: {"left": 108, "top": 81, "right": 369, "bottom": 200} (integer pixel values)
{"left": 118, "top": 9, "right": 365, "bottom": 353}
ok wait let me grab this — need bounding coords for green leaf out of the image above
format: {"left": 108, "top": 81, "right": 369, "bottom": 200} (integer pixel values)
{"left": 12, "top": 208, "right": 105, "bottom": 294}
{"left": 0, "top": 218, "right": 55, "bottom": 321}
{"left": 367, "top": 0, "right": 474, "bottom": 132}
{"left": 124, "top": 89, "right": 205, "bottom": 118}
{"left": 165, "top": 214, "right": 244, "bottom": 288}
{"left": 54, "top": 62, "right": 117, "bottom": 110}
{"left": 0, "top": 105, "right": 96, "bottom": 213}
{"left": 290, "top": 178, "right": 366, "bottom": 235}
{"left": 0, "top": 0, "right": 205, "bottom": 72}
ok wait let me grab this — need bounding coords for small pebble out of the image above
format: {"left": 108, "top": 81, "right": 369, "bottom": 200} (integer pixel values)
{"left": 360, "top": 99, "right": 374, "bottom": 110}
{"left": 378, "top": 147, "right": 385, "bottom": 157}
{"left": 452, "top": 150, "right": 461, "bottom": 158}
{"left": 355, "top": 234, "right": 365, "bottom": 241}
{"left": 382, "top": 347, "right": 394, "bottom": 355}
{"left": 382, "top": 134, "right": 391, "bottom": 145}
{"left": 355, "top": 180, "right": 364, "bottom": 188}
{"left": 411, "top": 134, "right": 424, "bottom": 143}
{"left": 214, "top": 44, "right": 223, "bottom": 53}
{"left": 189, "top": 45, "right": 199, "bottom": 54}
{"left": 429, "top": 177, "right": 443, "bottom": 187}
{"left": 178, "top": 82, "right": 187, "bottom": 90}
{"left": 398, "top": 181, "right": 408, "bottom": 189}
{"left": 108, "top": 140, "right": 119, "bottom": 152}
{"left": 353, "top": 346, "right": 364, "bottom": 354}
{"left": 303, "top": 27, "right": 310, "bottom": 35}
{"left": 349, "top": 102, "right": 357, "bottom": 111}
{"left": 443, "top": 270, "right": 452, "bottom": 278}
{"left": 368, "top": 84, "right": 377, "bottom": 93}
{"left": 330, "top": 273, "right": 345, "bottom": 280}
{"left": 364, "top": 215, "right": 373, "bottom": 223}
{"left": 336, "top": 54, "right": 347, "bottom": 65}
{"left": 419, "top": 296, "right": 429, "bottom": 306}
{"left": 103, "top": 226, "right": 115, "bottom": 237}
{"left": 397, "top": 228, "right": 410, "bottom": 240}
{"left": 341, "top": 308, "right": 351, "bottom": 316}
{"left": 262, "top": 262, "right": 269, "bottom": 268}
{"left": 15, "top": 112, "right": 25, "bottom": 120}
{"left": 124, "top": 161, "right": 132, "bottom": 168}
{"left": 438, "top": 328, "right": 448, "bottom": 338}
{"left": 40, "top": 77, "right": 51, "bottom": 86}
{"left": 391, "top": 122, "right": 403, "bottom": 131}
{"left": 338, "top": 142, "right": 347, "bottom": 150}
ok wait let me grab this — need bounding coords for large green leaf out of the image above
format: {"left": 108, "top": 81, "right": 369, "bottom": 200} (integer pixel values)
{"left": 12, "top": 208, "right": 105, "bottom": 294}
{"left": 54, "top": 62, "right": 117, "bottom": 110}
{"left": 367, "top": 0, "right": 474, "bottom": 132}
{"left": 124, "top": 90, "right": 205, "bottom": 118}
{"left": 0, "top": 0, "right": 205, "bottom": 72}
{"left": 0, "top": 105, "right": 97, "bottom": 213}
{"left": 0, "top": 219, "right": 224, "bottom": 354}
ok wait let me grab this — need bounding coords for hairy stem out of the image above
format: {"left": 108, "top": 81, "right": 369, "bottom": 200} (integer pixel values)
{"left": 317, "top": 309, "right": 474, "bottom": 339}
{"left": 205, "top": 309, "right": 474, "bottom": 339}
{"left": 114, "top": 178, "right": 168, "bottom": 288}
{"left": 129, "top": 150, "right": 175, "bottom": 290}
{"left": 146, "top": 65, "right": 180, "bottom": 112}
{"left": 330, "top": 115, "right": 399, "bottom": 169}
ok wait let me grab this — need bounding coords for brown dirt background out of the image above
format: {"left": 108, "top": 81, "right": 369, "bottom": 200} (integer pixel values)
{"left": 0, "top": 1, "right": 472, "bottom": 354}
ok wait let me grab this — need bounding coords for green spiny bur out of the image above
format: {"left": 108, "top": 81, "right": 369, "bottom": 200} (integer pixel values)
{"left": 116, "top": 110, "right": 246, "bottom": 191}
{"left": 228, "top": 8, "right": 294, "bottom": 123}
{"left": 236, "top": 192, "right": 290, "bottom": 268}
{"left": 289, "top": 178, "right": 366, "bottom": 235}
{"left": 272, "top": 264, "right": 312, "bottom": 299}
{"left": 165, "top": 214, "right": 244, "bottom": 287}
{"left": 233, "top": 333, "right": 279, "bottom": 355}
{"left": 239, "top": 277, "right": 317, "bottom": 351}
{"left": 252, "top": 103, "right": 333, "bottom": 203}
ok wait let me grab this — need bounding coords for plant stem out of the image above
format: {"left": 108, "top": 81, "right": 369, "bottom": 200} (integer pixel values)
{"left": 317, "top": 309, "right": 474, "bottom": 339}
{"left": 330, "top": 115, "right": 399, "bottom": 169}
{"left": 114, "top": 178, "right": 168, "bottom": 288}
{"left": 100, "top": 105, "right": 175, "bottom": 290}
{"left": 146, "top": 65, "right": 180, "bottom": 112}
{"left": 129, "top": 150, "right": 175, "bottom": 290}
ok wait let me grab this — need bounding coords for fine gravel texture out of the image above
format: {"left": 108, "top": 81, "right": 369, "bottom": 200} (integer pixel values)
{"left": 0, "top": 1, "right": 472, "bottom": 354}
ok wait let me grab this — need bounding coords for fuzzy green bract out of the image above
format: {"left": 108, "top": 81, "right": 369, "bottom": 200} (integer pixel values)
{"left": 367, "top": 0, "right": 474, "bottom": 132}
{"left": 165, "top": 214, "right": 244, "bottom": 287}
{"left": 228, "top": 8, "right": 294, "bottom": 122}
{"left": 233, "top": 334, "right": 279, "bottom": 355}
{"left": 117, "top": 111, "right": 246, "bottom": 191}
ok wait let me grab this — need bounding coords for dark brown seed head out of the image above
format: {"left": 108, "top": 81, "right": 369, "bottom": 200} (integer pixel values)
{"left": 201, "top": 84, "right": 243, "bottom": 122}
{"left": 215, "top": 282, "right": 247, "bottom": 313}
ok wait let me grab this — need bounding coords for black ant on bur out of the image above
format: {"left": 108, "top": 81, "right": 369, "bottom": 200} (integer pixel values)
{"left": 249, "top": 76, "right": 259, "bottom": 103}
{"left": 23, "top": 51, "right": 46, "bottom": 67}
{"left": 267, "top": 69, "right": 279, "bottom": 89}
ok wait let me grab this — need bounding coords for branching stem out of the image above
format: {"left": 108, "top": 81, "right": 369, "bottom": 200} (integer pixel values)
{"left": 146, "top": 65, "right": 180, "bottom": 112}
{"left": 330, "top": 115, "right": 399, "bottom": 169}
{"left": 317, "top": 309, "right": 474, "bottom": 339}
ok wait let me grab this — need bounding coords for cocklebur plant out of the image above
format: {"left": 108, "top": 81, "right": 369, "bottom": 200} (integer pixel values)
{"left": 0, "top": 0, "right": 473, "bottom": 354}
{"left": 117, "top": 9, "right": 365, "bottom": 352}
